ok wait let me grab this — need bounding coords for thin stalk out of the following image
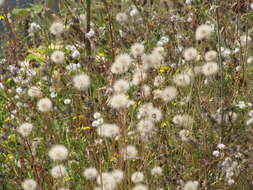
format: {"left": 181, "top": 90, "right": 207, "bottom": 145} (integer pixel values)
{"left": 215, "top": 3, "right": 225, "bottom": 138}
{"left": 86, "top": 0, "right": 91, "bottom": 56}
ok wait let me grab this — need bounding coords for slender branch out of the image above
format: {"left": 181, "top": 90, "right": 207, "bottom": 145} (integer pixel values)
{"left": 86, "top": 0, "right": 91, "bottom": 56}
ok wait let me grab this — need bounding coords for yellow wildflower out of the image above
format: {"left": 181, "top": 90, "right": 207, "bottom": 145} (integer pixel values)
{"left": 159, "top": 66, "right": 169, "bottom": 73}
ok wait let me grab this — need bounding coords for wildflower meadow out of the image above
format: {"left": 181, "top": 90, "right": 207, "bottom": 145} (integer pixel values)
{"left": 0, "top": 0, "right": 253, "bottom": 189}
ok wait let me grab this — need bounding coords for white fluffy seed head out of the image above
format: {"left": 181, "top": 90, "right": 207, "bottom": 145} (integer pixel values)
{"left": 183, "top": 181, "right": 199, "bottom": 190}
{"left": 17, "top": 123, "right": 33, "bottom": 137}
{"left": 123, "top": 145, "right": 138, "bottom": 160}
{"left": 111, "top": 54, "right": 132, "bottom": 74}
{"left": 133, "top": 184, "right": 148, "bottom": 190}
{"left": 141, "top": 54, "right": 159, "bottom": 70}
{"left": 131, "top": 43, "right": 145, "bottom": 57}
{"left": 240, "top": 35, "right": 252, "bottom": 46}
{"left": 37, "top": 98, "right": 53, "bottom": 112}
{"left": 108, "top": 94, "right": 130, "bottom": 109}
{"left": 111, "top": 169, "right": 124, "bottom": 183}
{"left": 204, "top": 50, "right": 217, "bottom": 62}
{"left": 151, "top": 166, "right": 163, "bottom": 176}
{"left": 28, "top": 86, "right": 42, "bottom": 98}
{"left": 137, "top": 119, "right": 155, "bottom": 136}
{"left": 154, "top": 76, "right": 165, "bottom": 87}
{"left": 116, "top": 12, "right": 128, "bottom": 22}
{"left": 0, "top": 0, "right": 5, "bottom": 7}
{"left": 113, "top": 79, "right": 130, "bottom": 93}
{"left": 183, "top": 47, "right": 198, "bottom": 61}
{"left": 51, "top": 50, "right": 65, "bottom": 64}
{"left": 202, "top": 62, "right": 219, "bottom": 76}
{"left": 73, "top": 74, "right": 91, "bottom": 90}
{"left": 147, "top": 108, "right": 163, "bottom": 123}
{"left": 48, "top": 144, "right": 68, "bottom": 161}
{"left": 132, "top": 70, "right": 147, "bottom": 85}
{"left": 50, "top": 22, "right": 65, "bottom": 35}
{"left": 131, "top": 172, "right": 144, "bottom": 183}
{"left": 97, "top": 123, "right": 120, "bottom": 138}
{"left": 141, "top": 85, "right": 151, "bottom": 97}
{"left": 160, "top": 86, "right": 178, "bottom": 102}
{"left": 21, "top": 179, "right": 37, "bottom": 190}
{"left": 195, "top": 24, "right": 213, "bottom": 40}
{"left": 179, "top": 129, "right": 190, "bottom": 142}
{"left": 58, "top": 188, "right": 69, "bottom": 190}
{"left": 172, "top": 114, "right": 194, "bottom": 128}
{"left": 83, "top": 167, "right": 98, "bottom": 180}
{"left": 51, "top": 165, "right": 67, "bottom": 178}
{"left": 96, "top": 172, "right": 116, "bottom": 189}
{"left": 173, "top": 73, "right": 191, "bottom": 87}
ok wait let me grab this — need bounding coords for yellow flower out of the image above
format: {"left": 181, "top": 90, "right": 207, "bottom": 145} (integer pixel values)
{"left": 6, "top": 154, "right": 14, "bottom": 161}
{"left": 64, "top": 176, "right": 73, "bottom": 182}
{"left": 80, "top": 126, "right": 91, "bottom": 130}
{"left": 110, "top": 157, "right": 117, "bottom": 162}
{"left": 98, "top": 52, "right": 105, "bottom": 57}
{"left": 48, "top": 44, "right": 63, "bottom": 50}
{"left": 4, "top": 117, "right": 10, "bottom": 123}
{"left": 159, "top": 66, "right": 169, "bottom": 73}
{"left": 161, "top": 122, "right": 167, "bottom": 128}
{"left": 0, "top": 15, "right": 5, "bottom": 20}
{"left": 79, "top": 114, "right": 84, "bottom": 119}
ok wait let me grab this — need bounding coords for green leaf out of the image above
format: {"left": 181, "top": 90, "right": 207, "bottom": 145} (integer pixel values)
{"left": 26, "top": 53, "right": 45, "bottom": 62}
{"left": 48, "top": 0, "right": 55, "bottom": 9}
{"left": 12, "top": 8, "right": 31, "bottom": 19}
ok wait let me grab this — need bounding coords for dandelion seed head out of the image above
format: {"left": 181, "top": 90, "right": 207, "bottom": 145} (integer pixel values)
{"left": 116, "top": 12, "right": 128, "bottom": 22}
{"left": 154, "top": 76, "right": 165, "bottom": 87}
{"left": 183, "top": 181, "right": 199, "bottom": 190}
{"left": 172, "top": 114, "right": 194, "bottom": 128}
{"left": 151, "top": 166, "right": 163, "bottom": 176}
{"left": 0, "top": 0, "right": 5, "bottom": 6}
{"left": 202, "top": 62, "right": 219, "bottom": 76}
{"left": 137, "top": 119, "right": 155, "bottom": 136}
{"left": 111, "top": 169, "right": 124, "bottom": 183}
{"left": 51, "top": 50, "right": 65, "bottom": 64}
{"left": 96, "top": 172, "right": 116, "bottom": 190}
{"left": 83, "top": 167, "right": 98, "bottom": 180}
{"left": 50, "top": 22, "right": 65, "bottom": 35}
{"left": 160, "top": 86, "right": 178, "bottom": 102}
{"left": 28, "top": 86, "right": 42, "bottom": 98}
{"left": 123, "top": 145, "right": 138, "bottom": 160}
{"left": 179, "top": 129, "right": 190, "bottom": 141}
{"left": 17, "top": 123, "right": 33, "bottom": 137}
{"left": 48, "top": 144, "right": 68, "bottom": 161}
{"left": 195, "top": 24, "right": 213, "bottom": 40}
{"left": 240, "top": 35, "right": 252, "bottom": 46}
{"left": 131, "top": 172, "right": 144, "bottom": 183}
{"left": 58, "top": 188, "right": 69, "bottom": 190}
{"left": 37, "top": 98, "right": 53, "bottom": 112}
{"left": 113, "top": 79, "right": 130, "bottom": 94}
{"left": 21, "top": 179, "right": 37, "bottom": 190}
{"left": 148, "top": 108, "right": 163, "bottom": 123}
{"left": 131, "top": 43, "right": 145, "bottom": 57}
{"left": 141, "top": 85, "right": 151, "bottom": 97}
{"left": 132, "top": 184, "right": 148, "bottom": 190}
{"left": 204, "top": 50, "right": 217, "bottom": 62}
{"left": 111, "top": 54, "right": 132, "bottom": 74}
{"left": 73, "top": 74, "right": 91, "bottom": 90}
{"left": 183, "top": 47, "right": 198, "bottom": 61}
{"left": 97, "top": 124, "right": 120, "bottom": 138}
{"left": 173, "top": 73, "right": 191, "bottom": 87}
{"left": 132, "top": 70, "right": 147, "bottom": 85}
{"left": 51, "top": 165, "right": 67, "bottom": 178}
{"left": 109, "top": 94, "right": 130, "bottom": 109}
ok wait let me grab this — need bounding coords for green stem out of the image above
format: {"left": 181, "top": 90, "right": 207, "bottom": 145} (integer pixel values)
{"left": 86, "top": 0, "right": 91, "bottom": 56}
